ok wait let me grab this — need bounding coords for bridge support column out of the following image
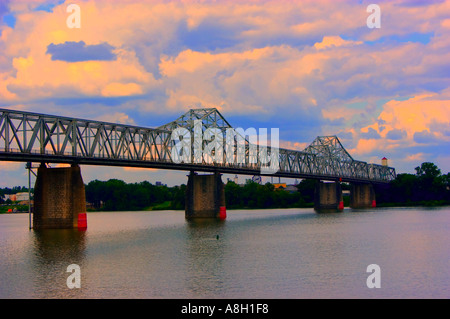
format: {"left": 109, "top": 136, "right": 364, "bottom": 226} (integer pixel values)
{"left": 185, "top": 171, "right": 226, "bottom": 219}
{"left": 33, "top": 163, "right": 87, "bottom": 229}
{"left": 350, "top": 183, "right": 376, "bottom": 208}
{"left": 314, "top": 181, "right": 343, "bottom": 212}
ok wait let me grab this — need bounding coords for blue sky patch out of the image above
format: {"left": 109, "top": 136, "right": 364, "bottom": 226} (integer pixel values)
{"left": 33, "top": 0, "right": 66, "bottom": 13}
{"left": 2, "top": 13, "right": 15, "bottom": 28}
{"left": 365, "top": 32, "right": 434, "bottom": 45}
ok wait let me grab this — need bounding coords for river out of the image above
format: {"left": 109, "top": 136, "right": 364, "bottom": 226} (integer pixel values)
{"left": 0, "top": 207, "right": 449, "bottom": 299}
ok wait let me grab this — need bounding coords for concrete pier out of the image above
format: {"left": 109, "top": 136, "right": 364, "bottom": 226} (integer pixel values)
{"left": 185, "top": 171, "right": 226, "bottom": 219}
{"left": 314, "top": 181, "right": 343, "bottom": 211}
{"left": 350, "top": 183, "right": 376, "bottom": 208}
{"left": 33, "top": 164, "right": 86, "bottom": 229}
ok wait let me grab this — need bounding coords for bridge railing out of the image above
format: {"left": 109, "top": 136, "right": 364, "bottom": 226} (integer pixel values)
{"left": 0, "top": 108, "right": 396, "bottom": 183}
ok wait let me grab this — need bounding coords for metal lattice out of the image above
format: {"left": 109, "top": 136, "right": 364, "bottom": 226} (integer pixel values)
{"left": 0, "top": 107, "right": 396, "bottom": 183}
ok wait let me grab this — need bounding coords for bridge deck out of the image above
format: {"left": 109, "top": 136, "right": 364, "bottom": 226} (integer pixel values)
{"left": 0, "top": 108, "right": 396, "bottom": 183}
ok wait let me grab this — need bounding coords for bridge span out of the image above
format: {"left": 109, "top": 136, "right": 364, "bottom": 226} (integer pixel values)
{"left": 0, "top": 108, "right": 396, "bottom": 229}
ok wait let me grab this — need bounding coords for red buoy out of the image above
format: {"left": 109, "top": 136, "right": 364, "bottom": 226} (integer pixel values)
{"left": 219, "top": 206, "right": 226, "bottom": 220}
{"left": 78, "top": 212, "right": 87, "bottom": 230}
{"left": 371, "top": 200, "right": 376, "bottom": 208}
{"left": 338, "top": 201, "right": 344, "bottom": 210}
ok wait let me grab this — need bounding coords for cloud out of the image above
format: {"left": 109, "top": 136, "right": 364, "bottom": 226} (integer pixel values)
{"left": 95, "top": 111, "right": 136, "bottom": 125}
{"left": 46, "top": 41, "right": 117, "bottom": 62}
{"left": 2, "top": 0, "right": 450, "bottom": 185}
{"left": 314, "top": 36, "right": 362, "bottom": 50}
{"left": 101, "top": 82, "right": 143, "bottom": 97}
{"left": 377, "top": 94, "right": 450, "bottom": 140}
{"left": 386, "top": 129, "right": 407, "bottom": 140}
{"left": 405, "top": 152, "right": 426, "bottom": 162}
{"left": 351, "top": 92, "right": 450, "bottom": 173}
{"left": 413, "top": 130, "right": 440, "bottom": 144}
{"left": 349, "top": 138, "right": 381, "bottom": 157}
{"left": 360, "top": 127, "right": 381, "bottom": 140}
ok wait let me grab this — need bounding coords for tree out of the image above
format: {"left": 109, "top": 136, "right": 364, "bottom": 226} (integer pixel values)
{"left": 376, "top": 162, "right": 449, "bottom": 205}
{"left": 170, "top": 184, "right": 186, "bottom": 210}
{"left": 85, "top": 180, "right": 105, "bottom": 209}
{"left": 296, "top": 179, "right": 316, "bottom": 203}
{"left": 224, "top": 181, "right": 242, "bottom": 209}
{"left": 415, "top": 162, "right": 441, "bottom": 179}
{"left": 389, "top": 173, "right": 419, "bottom": 203}
{"left": 414, "top": 162, "right": 446, "bottom": 201}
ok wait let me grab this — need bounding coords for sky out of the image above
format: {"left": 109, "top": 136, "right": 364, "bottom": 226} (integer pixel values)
{"left": 0, "top": 0, "right": 450, "bottom": 187}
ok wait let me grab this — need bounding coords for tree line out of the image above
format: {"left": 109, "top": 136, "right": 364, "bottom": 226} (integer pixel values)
{"left": 375, "top": 162, "right": 450, "bottom": 206}
{"left": 83, "top": 178, "right": 308, "bottom": 211}
{"left": 65, "top": 161, "right": 450, "bottom": 210}
{"left": 85, "top": 179, "right": 186, "bottom": 211}
{"left": 1, "top": 162, "right": 449, "bottom": 211}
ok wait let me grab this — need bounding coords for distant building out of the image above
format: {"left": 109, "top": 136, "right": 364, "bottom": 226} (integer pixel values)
{"left": 284, "top": 185, "right": 298, "bottom": 193}
{"left": 16, "top": 192, "right": 30, "bottom": 201}
{"left": 155, "top": 181, "right": 167, "bottom": 187}
{"left": 382, "top": 157, "right": 388, "bottom": 166}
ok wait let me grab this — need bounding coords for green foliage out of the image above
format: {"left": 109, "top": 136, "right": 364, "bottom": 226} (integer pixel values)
{"left": 376, "top": 162, "right": 450, "bottom": 205}
{"left": 85, "top": 178, "right": 311, "bottom": 211}
{"left": 295, "top": 179, "right": 316, "bottom": 203}
{"left": 85, "top": 179, "right": 184, "bottom": 211}
{"left": 3, "top": 161, "right": 447, "bottom": 213}
{"left": 0, "top": 204, "right": 29, "bottom": 214}
{"left": 0, "top": 186, "right": 33, "bottom": 206}
{"left": 225, "top": 180, "right": 311, "bottom": 209}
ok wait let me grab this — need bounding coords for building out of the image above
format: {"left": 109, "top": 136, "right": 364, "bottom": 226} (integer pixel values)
{"left": 16, "top": 192, "right": 30, "bottom": 201}
{"left": 284, "top": 185, "right": 298, "bottom": 193}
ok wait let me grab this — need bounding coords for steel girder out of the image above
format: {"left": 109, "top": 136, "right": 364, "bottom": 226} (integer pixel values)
{"left": 0, "top": 107, "right": 396, "bottom": 183}
{"left": 0, "top": 108, "right": 172, "bottom": 162}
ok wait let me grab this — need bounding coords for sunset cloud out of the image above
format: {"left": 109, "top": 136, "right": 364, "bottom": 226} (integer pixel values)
{"left": 1, "top": 0, "right": 450, "bottom": 186}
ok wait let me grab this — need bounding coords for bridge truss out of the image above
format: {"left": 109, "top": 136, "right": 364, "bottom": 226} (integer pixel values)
{"left": 0, "top": 108, "right": 396, "bottom": 183}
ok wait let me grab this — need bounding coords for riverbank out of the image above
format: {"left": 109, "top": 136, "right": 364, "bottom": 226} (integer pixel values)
{"left": 0, "top": 205, "right": 29, "bottom": 214}
{"left": 376, "top": 200, "right": 450, "bottom": 208}
{"left": 3, "top": 199, "right": 450, "bottom": 214}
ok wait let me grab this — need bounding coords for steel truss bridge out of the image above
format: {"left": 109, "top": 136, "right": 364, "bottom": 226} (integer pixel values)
{"left": 0, "top": 108, "right": 396, "bottom": 183}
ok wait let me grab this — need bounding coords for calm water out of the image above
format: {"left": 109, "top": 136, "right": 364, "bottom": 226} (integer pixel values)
{"left": 0, "top": 207, "right": 449, "bottom": 299}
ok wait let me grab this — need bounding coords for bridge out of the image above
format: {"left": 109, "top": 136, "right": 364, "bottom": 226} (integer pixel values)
{"left": 0, "top": 107, "right": 396, "bottom": 229}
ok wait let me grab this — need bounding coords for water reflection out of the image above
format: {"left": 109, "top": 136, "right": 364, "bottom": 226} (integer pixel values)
{"left": 314, "top": 208, "right": 344, "bottom": 214}
{"left": 184, "top": 219, "right": 227, "bottom": 296}
{"left": 31, "top": 229, "right": 86, "bottom": 298}
{"left": 1, "top": 208, "right": 448, "bottom": 298}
